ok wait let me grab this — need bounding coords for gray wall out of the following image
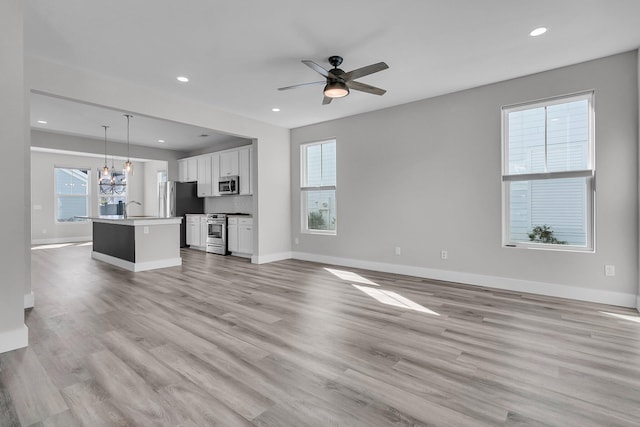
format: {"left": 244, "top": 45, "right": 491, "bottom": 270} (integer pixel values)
{"left": 291, "top": 51, "right": 639, "bottom": 307}
{"left": 32, "top": 130, "right": 183, "bottom": 181}
{"left": 0, "top": 0, "right": 28, "bottom": 352}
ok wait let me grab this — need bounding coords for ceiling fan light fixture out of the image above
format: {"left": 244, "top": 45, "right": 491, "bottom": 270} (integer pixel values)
{"left": 324, "top": 81, "right": 349, "bottom": 98}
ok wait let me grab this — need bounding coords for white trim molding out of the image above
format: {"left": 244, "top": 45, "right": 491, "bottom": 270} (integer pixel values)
{"left": 24, "top": 291, "right": 35, "bottom": 309}
{"left": 91, "top": 252, "right": 182, "bottom": 272}
{"left": 0, "top": 325, "right": 28, "bottom": 354}
{"left": 292, "top": 252, "right": 637, "bottom": 308}
{"left": 636, "top": 295, "right": 640, "bottom": 313}
{"left": 252, "top": 251, "right": 292, "bottom": 265}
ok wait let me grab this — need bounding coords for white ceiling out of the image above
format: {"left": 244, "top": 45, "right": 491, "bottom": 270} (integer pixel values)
{"left": 30, "top": 93, "right": 250, "bottom": 152}
{"left": 25, "top": 0, "right": 640, "bottom": 150}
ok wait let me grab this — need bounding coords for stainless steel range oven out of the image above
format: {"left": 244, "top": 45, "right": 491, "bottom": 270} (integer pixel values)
{"left": 206, "top": 213, "right": 228, "bottom": 255}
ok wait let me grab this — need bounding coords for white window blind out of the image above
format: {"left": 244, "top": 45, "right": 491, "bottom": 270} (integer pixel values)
{"left": 502, "top": 92, "right": 594, "bottom": 250}
{"left": 301, "top": 140, "right": 337, "bottom": 234}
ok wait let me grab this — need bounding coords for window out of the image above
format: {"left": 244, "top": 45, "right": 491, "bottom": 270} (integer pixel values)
{"left": 502, "top": 92, "right": 594, "bottom": 251}
{"left": 98, "top": 170, "right": 127, "bottom": 216}
{"left": 301, "top": 139, "right": 336, "bottom": 234}
{"left": 55, "top": 168, "right": 89, "bottom": 222}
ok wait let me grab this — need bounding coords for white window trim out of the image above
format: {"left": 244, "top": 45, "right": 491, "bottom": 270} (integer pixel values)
{"left": 300, "top": 139, "right": 337, "bottom": 235}
{"left": 501, "top": 91, "right": 595, "bottom": 252}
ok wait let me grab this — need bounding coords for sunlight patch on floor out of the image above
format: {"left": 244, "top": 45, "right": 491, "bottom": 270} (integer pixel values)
{"left": 600, "top": 311, "right": 640, "bottom": 324}
{"left": 31, "top": 243, "right": 75, "bottom": 250}
{"left": 325, "top": 268, "right": 379, "bottom": 286}
{"left": 353, "top": 284, "right": 439, "bottom": 315}
{"left": 31, "top": 242, "right": 92, "bottom": 250}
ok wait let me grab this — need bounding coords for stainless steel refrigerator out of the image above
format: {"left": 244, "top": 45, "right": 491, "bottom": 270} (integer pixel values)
{"left": 158, "top": 181, "right": 204, "bottom": 247}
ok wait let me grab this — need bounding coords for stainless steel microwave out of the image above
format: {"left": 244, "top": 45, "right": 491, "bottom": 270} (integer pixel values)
{"left": 219, "top": 175, "right": 239, "bottom": 195}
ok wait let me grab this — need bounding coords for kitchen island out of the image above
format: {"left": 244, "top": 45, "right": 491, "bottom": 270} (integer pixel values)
{"left": 90, "top": 216, "right": 183, "bottom": 272}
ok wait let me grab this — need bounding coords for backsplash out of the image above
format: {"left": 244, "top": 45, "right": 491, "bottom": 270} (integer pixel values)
{"left": 204, "top": 195, "right": 253, "bottom": 214}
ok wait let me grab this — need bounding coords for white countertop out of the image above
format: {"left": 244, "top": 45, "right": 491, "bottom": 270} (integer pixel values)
{"left": 86, "top": 216, "right": 183, "bottom": 226}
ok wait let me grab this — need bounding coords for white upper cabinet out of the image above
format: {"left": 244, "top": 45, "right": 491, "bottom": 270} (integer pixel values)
{"left": 220, "top": 150, "right": 239, "bottom": 177}
{"left": 196, "top": 155, "right": 212, "bottom": 197}
{"left": 211, "top": 153, "right": 220, "bottom": 196}
{"left": 186, "top": 157, "right": 198, "bottom": 182}
{"left": 178, "top": 159, "right": 188, "bottom": 182}
{"left": 179, "top": 158, "right": 198, "bottom": 182}
{"left": 180, "top": 145, "right": 252, "bottom": 196}
{"left": 238, "top": 146, "right": 252, "bottom": 195}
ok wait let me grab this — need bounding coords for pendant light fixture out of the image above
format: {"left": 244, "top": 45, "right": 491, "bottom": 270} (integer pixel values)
{"left": 123, "top": 114, "right": 133, "bottom": 174}
{"left": 101, "top": 125, "right": 110, "bottom": 176}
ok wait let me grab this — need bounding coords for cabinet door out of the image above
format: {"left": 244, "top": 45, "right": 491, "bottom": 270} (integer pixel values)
{"left": 178, "top": 159, "right": 188, "bottom": 182}
{"left": 227, "top": 217, "right": 238, "bottom": 252}
{"left": 186, "top": 157, "right": 198, "bottom": 182}
{"left": 186, "top": 218, "right": 200, "bottom": 246}
{"left": 238, "top": 147, "right": 252, "bottom": 195}
{"left": 200, "top": 217, "right": 209, "bottom": 246}
{"left": 211, "top": 153, "right": 220, "bottom": 196}
{"left": 238, "top": 223, "right": 253, "bottom": 254}
{"left": 197, "top": 156, "right": 212, "bottom": 197}
{"left": 220, "top": 151, "right": 239, "bottom": 177}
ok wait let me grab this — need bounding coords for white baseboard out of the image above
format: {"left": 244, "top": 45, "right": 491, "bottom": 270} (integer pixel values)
{"left": 292, "top": 251, "right": 638, "bottom": 308}
{"left": 252, "top": 251, "right": 292, "bottom": 264}
{"left": 230, "top": 252, "right": 252, "bottom": 259}
{"left": 636, "top": 295, "right": 640, "bottom": 312}
{"left": 24, "top": 291, "right": 35, "bottom": 309}
{"left": 32, "top": 236, "right": 92, "bottom": 245}
{"left": 0, "top": 325, "right": 28, "bottom": 354}
{"left": 92, "top": 252, "right": 182, "bottom": 272}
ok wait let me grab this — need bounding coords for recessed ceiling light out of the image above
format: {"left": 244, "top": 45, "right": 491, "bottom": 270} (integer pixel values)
{"left": 176, "top": 76, "right": 189, "bottom": 83}
{"left": 36, "top": 120, "right": 47, "bottom": 124}
{"left": 157, "top": 139, "right": 165, "bottom": 143}
{"left": 529, "top": 27, "right": 547, "bottom": 37}
{"left": 272, "top": 108, "right": 281, "bottom": 112}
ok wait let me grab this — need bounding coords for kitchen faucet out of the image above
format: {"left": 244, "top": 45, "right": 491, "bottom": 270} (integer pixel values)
{"left": 124, "top": 201, "right": 142, "bottom": 219}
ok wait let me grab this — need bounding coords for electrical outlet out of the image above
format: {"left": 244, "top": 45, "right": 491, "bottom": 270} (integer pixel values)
{"left": 143, "top": 226, "right": 149, "bottom": 234}
{"left": 395, "top": 246, "right": 401, "bottom": 256}
{"left": 294, "top": 237, "right": 299, "bottom": 245}
{"left": 441, "top": 250, "right": 448, "bottom": 260}
{"left": 42, "top": 229, "right": 47, "bottom": 234}
{"left": 605, "top": 265, "right": 615, "bottom": 277}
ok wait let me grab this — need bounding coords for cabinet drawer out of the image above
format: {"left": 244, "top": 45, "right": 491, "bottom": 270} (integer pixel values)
{"left": 239, "top": 218, "right": 253, "bottom": 226}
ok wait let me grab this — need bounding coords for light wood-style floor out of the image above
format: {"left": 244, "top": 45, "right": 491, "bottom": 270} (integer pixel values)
{"left": 1, "top": 243, "right": 640, "bottom": 426}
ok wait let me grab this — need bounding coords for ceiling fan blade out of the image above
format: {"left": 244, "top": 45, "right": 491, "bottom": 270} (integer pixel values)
{"left": 343, "top": 62, "right": 389, "bottom": 81}
{"left": 322, "top": 96, "right": 333, "bottom": 105}
{"left": 348, "top": 80, "right": 387, "bottom": 96}
{"left": 278, "top": 81, "right": 325, "bottom": 91}
{"left": 302, "top": 60, "right": 330, "bottom": 77}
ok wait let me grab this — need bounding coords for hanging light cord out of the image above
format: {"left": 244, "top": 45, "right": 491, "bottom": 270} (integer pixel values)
{"left": 124, "top": 114, "right": 133, "bottom": 172}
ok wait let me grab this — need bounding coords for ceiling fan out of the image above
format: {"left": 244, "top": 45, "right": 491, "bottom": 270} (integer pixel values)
{"left": 278, "top": 55, "right": 389, "bottom": 105}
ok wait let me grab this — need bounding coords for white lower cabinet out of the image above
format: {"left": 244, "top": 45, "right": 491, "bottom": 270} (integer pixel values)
{"left": 227, "top": 216, "right": 252, "bottom": 256}
{"left": 186, "top": 214, "right": 207, "bottom": 250}
{"left": 238, "top": 218, "right": 253, "bottom": 254}
{"left": 228, "top": 217, "right": 238, "bottom": 252}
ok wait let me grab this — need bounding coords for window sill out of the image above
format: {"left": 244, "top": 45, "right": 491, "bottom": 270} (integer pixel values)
{"left": 302, "top": 230, "right": 337, "bottom": 236}
{"left": 504, "top": 243, "right": 594, "bottom": 253}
